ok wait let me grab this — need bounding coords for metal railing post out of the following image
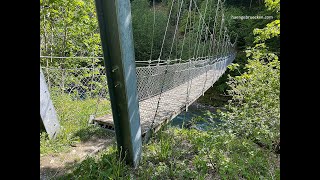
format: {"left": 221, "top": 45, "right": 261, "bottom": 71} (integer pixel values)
{"left": 40, "top": 68, "right": 60, "bottom": 139}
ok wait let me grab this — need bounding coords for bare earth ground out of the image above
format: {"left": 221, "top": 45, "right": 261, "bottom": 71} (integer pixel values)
{"left": 40, "top": 134, "right": 115, "bottom": 179}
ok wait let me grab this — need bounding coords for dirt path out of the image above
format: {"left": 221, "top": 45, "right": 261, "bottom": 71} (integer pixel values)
{"left": 40, "top": 135, "right": 115, "bottom": 179}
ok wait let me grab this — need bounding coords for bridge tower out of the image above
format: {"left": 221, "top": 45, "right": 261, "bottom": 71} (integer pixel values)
{"left": 94, "top": 0, "right": 142, "bottom": 167}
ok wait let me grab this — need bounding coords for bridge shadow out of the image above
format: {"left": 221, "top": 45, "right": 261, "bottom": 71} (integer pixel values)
{"left": 71, "top": 125, "right": 115, "bottom": 142}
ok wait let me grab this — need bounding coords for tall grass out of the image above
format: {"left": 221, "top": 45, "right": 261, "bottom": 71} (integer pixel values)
{"left": 40, "top": 93, "right": 112, "bottom": 155}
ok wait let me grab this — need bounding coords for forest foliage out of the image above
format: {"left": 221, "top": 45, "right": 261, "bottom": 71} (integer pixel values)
{"left": 40, "top": 0, "right": 237, "bottom": 66}
{"left": 216, "top": 0, "right": 280, "bottom": 151}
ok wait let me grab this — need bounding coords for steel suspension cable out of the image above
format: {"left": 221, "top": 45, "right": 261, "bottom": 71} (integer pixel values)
{"left": 144, "top": 0, "right": 178, "bottom": 142}
{"left": 158, "top": 0, "right": 176, "bottom": 62}
{"left": 179, "top": 0, "right": 193, "bottom": 61}
{"left": 194, "top": 0, "right": 209, "bottom": 59}
{"left": 149, "top": 0, "right": 156, "bottom": 62}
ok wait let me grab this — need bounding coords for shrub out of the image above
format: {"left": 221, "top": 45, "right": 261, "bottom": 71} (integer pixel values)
{"left": 216, "top": 0, "right": 280, "bottom": 151}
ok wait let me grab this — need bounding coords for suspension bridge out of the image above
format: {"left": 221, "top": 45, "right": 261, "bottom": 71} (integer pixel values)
{"left": 93, "top": 54, "right": 235, "bottom": 135}
{"left": 40, "top": 0, "right": 236, "bottom": 167}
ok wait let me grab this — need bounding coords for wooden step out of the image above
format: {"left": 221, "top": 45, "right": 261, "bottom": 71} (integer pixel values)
{"left": 92, "top": 114, "right": 115, "bottom": 131}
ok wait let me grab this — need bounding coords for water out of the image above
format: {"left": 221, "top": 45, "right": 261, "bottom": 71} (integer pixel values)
{"left": 170, "top": 102, "right": 224, "bottom": 131}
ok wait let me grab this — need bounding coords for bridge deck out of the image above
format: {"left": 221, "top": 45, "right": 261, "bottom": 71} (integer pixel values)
{"left": 93, "top": 61, "right": 226, "bottom": 136}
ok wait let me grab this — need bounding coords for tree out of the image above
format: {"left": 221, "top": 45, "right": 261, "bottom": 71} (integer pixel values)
{"left": 40, "top": 0, "right": 102, "bottom": 68}
{"left": 216, "top": 0, "right": 280, "bottom": 151}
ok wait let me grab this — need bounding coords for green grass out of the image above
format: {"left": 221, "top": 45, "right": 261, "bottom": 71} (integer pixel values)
{"left": 40, "top": 93, "right": 112, "bottom": 156}
{"left": 58, "top": 124, "right": 280, "bottom": 179}
{"left": 40, "top": 93, "right": 279, "bottom": 179}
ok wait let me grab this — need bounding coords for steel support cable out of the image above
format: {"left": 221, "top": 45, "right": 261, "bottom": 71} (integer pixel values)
{"left": 188, "top": 7, "right": 198, "bottom": 60}
{"left": 192, "top": 24, "right": 202, "bottom": 59}
{"left": 226, "top": 36, "right": 231, "bottom": 57}
{"left": 174, "top": 0, "right": 182, "bottom": 60}
{"left": 221, "top": 27, "right": 228, "bottom": 59}
{"left": 223, "top": 35, "right": 228, "bottom": 57}
{"left": 223, "top": 28, "right": 229, "bottom": 57}
{"left": 201, "top": 21, "right": 213, "bottom": 88}
{"left": 206, "top": 0, "right": 217, "bottom": 61}
{"left": 191, "top": 1, "right": 206, "bottom": 59}
{"left": 206, "top": 33, "right": 214, "bottom": 61}
{"left": 190, "top": 7, "right": 197, "bottom": 53}
{"left": 149, "top": 0, "right": 156, "bottom": 61}
{"left": 186, "top": 9, "right": 201, "bottom": 101}
{"left": 161, "top": 0, "right": 191, "bottom": 111}
{"left": 169, "top": 0, "right": 184, "bottom": 59}
{"left": 169, "top": 0, "right": 192, "bottom": 97}
{"left": 184, "top": 0, "right": 196, "bottom": 110}
{"left": 139, "top": 0, "right": 233, "bottom": 141}
{"left": 142, "top": 0, "right": 157, "bottom": 101}
{"left": 203, "top": 26, "right": 214, "bottom": 59}
{"left": 185, "top": 0, "right": 205, "bottom": 110}
{"left": 214, "top": 2, "right": 225, "bottom": 57}
{"left": 221, "top": 29, "right": 228, "bottom": 73}
{"left": 208, "top": 0, "right": 220, "bottom": 63}
{"left": 220, "top": 28, "right": 227, "bottom": 58}
{"left": 201, "top": 27, "right": 209, "bottom": 59}
{"left": 216, "top": 13, "right": 225, "bottom": 58}
{"left": 179, "top": 0, "right": 193, "bottom": 61}
{"left": 192, "top": 0, "right": 215, "bottom": 38}
{"left": 144, "top": 0, "right": 177, "bottom": 142}
{"left": 210, "top": 0, "right": 221, "bottom": 61}
{"left": 185, "top": 58, "right": 193, "bottom": 111}
{"left": 158, "top": 0, "right": 176, "bottom": 63}
{"left": 194, "top": 0, "right": 209, "bottom": 59}
{"left": 167, "top": 0, "right": 184, "bottom": 99}
{"left": 203, "top": 0, "right": 216, "bottom": 61}
{"left": 200, "top": 28, "right": 210, "bottom": 96}
{"left": 210, "top": 0, "right": 225, "bottom": 85}
{"left": 198, "top": 1, "right": 219, "bottom": 95}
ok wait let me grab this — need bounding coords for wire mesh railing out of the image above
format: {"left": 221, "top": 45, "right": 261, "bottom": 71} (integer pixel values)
{"left": 40, "top": 52, "right": 235, "bottom": 103}
{"left": 138, "top": 52, "right": 236, "bottom": 138}
{"left": 40, "top": 57, "right": 109, "bottom": 101}
{"left": 40, "top": 51, "right": 235, "bottom": 131}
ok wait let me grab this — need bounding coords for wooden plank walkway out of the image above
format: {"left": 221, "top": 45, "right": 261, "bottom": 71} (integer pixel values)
{"left": 93, "top": 59, "right": 229, "bottom": 136}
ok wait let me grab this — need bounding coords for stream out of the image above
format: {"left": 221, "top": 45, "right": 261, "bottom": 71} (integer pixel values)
{"left": 170, "top": 102, "right": 225, "bottom": 131}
